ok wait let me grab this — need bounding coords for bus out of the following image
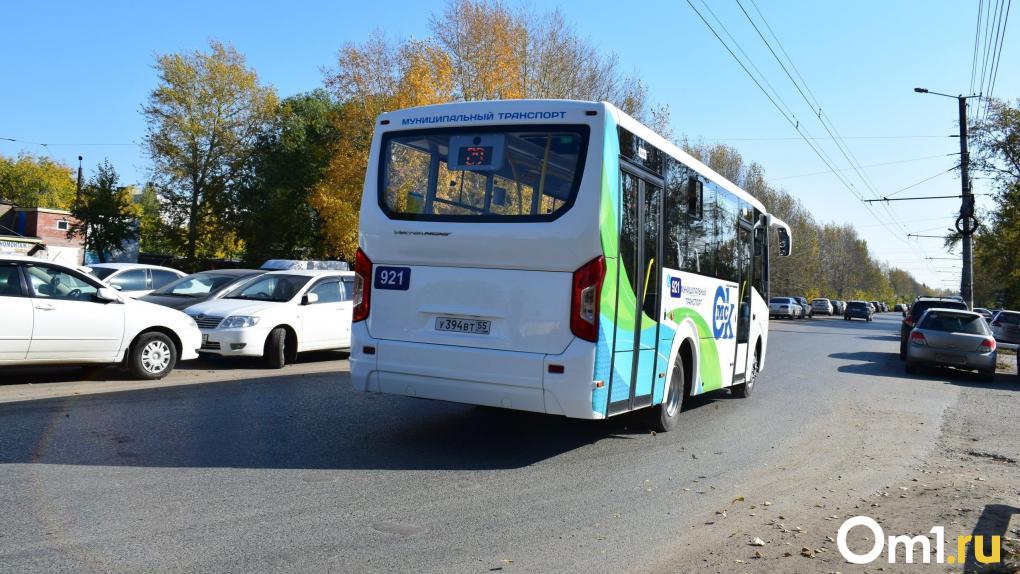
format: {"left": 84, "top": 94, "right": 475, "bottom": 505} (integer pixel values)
{"left": 350, "top": 100, "right": 792, "bottom": 431}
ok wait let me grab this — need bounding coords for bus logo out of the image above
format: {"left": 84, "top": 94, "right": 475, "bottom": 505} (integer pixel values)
{"left": 712, "top": 286, "right": 734, "bottom": 340}
{"left": 669, "top": 276, "right": 682, "bottom": 298}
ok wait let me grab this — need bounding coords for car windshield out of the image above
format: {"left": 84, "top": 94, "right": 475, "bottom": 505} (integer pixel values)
{"left": 994, "top": 311, "right": 1020, "bottom": 324}
{"left": 919, "top": 312, "right": 989, "bottom": 335}
{"left": 223, "top": 274, "right": 310, "bottom": 302}
{"left": 90, "top": 267, "right": 117, "bottom": 280}
{"left": 911, "top": 300, "right": 967, "bottom": 319}
{"left": 380, "top": 126, "right": 589, "bottom": 221}
{"left": 848, "top": 302, "right": 867, "bottom": 309}
{"left": 153, "top": 273, "right": 247, "bottom": 297}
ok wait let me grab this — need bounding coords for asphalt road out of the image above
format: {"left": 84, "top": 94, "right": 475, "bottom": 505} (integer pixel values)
{"left": 0, "top": 314, "right": 996, "bottom": 573}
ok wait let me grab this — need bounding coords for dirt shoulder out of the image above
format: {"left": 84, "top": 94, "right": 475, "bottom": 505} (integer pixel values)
{"left": 645, "top": 352, "right": 1020, "bottom": 574}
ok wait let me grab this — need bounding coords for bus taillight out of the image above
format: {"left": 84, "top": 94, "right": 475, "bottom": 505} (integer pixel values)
{"left": 353, "top": 248, "right": 372, "bottom": 323}
{"left": 571, "top": 256, "right": 606, "bottom": 342}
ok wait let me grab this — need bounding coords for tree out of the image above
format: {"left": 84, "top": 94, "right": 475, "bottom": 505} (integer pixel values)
{"left": 237, "top": 90, "right": 340, "bottom": 263}
{"left": 968, "top": 98, "right": 1020, "bottom": 308}
{"left": 67, "top": 160, "right": 137, "bottom": 263}
{"left": 143, "top": 40, "right": 277, "bottom": 264}
{"left": 313, "top": 0, "right": 661, "bottom": 259}
{"left": 0, "top": 153, "right": 76, "bottom": 209}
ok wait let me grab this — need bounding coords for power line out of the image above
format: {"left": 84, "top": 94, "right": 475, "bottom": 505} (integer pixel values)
{"left": 771, "top": 153, "right": 955, "bottom": 182}
{"left": 983, "top": 0, "right": 1012, "bottom": 120}
{"left": 706, "top": 134, "right": 953, "bottom": 142}
{"left": 884, "top": 167, "right": 957, "bottom": 197}
{"left": 1, "top": 137, "right": 140, "bottom": 147}
{"left": 971, "top": 0, "right": 985, "bottom": 98}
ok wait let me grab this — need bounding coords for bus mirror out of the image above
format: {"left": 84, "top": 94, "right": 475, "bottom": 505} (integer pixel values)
{"left": 777, "top": 227, "right": 791, "bottom": 256}
{"left": 492, "top": 186, "right": 508, "bottom": 207}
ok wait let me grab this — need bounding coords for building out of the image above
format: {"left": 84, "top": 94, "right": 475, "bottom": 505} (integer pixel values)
{"left": 0, "top": 202, "right": 84, "bottom": 266}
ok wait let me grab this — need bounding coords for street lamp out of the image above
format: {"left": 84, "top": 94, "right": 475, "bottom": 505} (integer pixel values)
{"left": 913, "top": 87, "right": 981, "bottom": 308}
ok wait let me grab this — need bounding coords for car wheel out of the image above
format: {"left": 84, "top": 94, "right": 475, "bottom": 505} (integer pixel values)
{"left": 264, "top": 327, "right": 288, "bottom": 369}
{"left": 899, "top": 339, "right": 907, "bottom": 360}
{"left": 128, "top": 332, "right": 177, "bottom": 380}
{"left": 648, "top": 356, "right": 685, "bottom": 432}
{"left": 732, "top": 351, "right": 758, "bottom": 398}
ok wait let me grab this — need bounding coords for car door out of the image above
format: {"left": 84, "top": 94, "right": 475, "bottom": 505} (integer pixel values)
{"left": 300, "top": 277, "right": 345, "bottom": 350}
{"left": 23, "top": 262, "right": 125, "bottom": 362}
{"left": 0, "top": 262, "right": 32, "bottom": 361}
{"left": 339, "top": 277, "right": 354, "bottom": 347}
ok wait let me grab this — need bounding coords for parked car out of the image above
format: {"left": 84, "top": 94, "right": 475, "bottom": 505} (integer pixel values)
{"left": 88, "top": 263, "right": 186, "bottom": 298}
{"left": 973, "top": 307, "right": 994, "bottom": 322}
{"left": 990, "top": 310, "right": 1020, "bottom": 344}
{"left": 794, "top": 296, "right": 813, "bottom": 318}
{"left": 869, "top": 301, "right": 882, "bottom": 313}
{"left": 140, "top": 269, "right": 266, "bottom": 311}
{"left": 844, "top": 300, "right": 873, "bottom": 321}
{"left": 900, "top": 297, "right": 969, "bottom": 359}
{"left": 904, "top": 308, "right": 997, "bottom": 381}
{"left": 811, "top": 298, "right": 834, "bottom": 316}
{"left": 831, "top": 300, "right": 846, "bottom": 315}
{"left": 0, "top": 255, "right": 200, "bottom": 379}
{"left": 893, "top": 303, "right": 906, "bottom": 313}
{"left": 769, "top": 297, "right": 802, "bottom": 319}
{"left": 185, "top": 269, "right": 355, "bottom": 368}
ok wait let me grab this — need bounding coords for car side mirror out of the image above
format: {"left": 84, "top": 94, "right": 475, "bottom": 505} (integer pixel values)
{"left": 96, "top": 287, "right": 122, "bottom": 303}
{"left": 303, "top": 292, "right": 319, "bottom": 305}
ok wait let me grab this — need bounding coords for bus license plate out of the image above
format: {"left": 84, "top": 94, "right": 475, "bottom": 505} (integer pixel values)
{"left": 435, "top": 317, "right": 491, "bottom": 335}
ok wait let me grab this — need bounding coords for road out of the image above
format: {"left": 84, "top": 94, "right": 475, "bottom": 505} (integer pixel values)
{"left": 0, "top": 314, "right": 1014, "bottom": 573}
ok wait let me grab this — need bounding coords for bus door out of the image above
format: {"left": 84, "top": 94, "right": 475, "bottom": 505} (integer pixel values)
{"left": 608, "top": 165, "right": 664, "bottom": 414}
{"left": 733, "top": 222, "right": 753, "bottom": 380}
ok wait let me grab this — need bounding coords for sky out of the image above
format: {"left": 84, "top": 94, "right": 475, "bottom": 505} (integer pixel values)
{"left": 1, "top": 0, "right": 1015, "bottom": 289}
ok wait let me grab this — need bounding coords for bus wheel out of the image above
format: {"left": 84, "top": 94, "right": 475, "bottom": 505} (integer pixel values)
{"left": 732, "top": 352, "right": 758, "bottom": 398}
{"left": 648, "top": 357, "right": 685, "bottom": 432}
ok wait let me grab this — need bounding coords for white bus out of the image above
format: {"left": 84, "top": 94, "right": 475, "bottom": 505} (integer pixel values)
{"left": 350, "top": 100, "right": 792, "bottom": 431}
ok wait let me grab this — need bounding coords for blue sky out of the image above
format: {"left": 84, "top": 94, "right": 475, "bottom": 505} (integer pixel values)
{"left": 1, "top": 1, "right": 1015, "bottom": 288}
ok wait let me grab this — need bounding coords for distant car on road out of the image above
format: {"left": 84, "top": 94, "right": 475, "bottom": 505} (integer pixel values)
{"left": 831, "top": 300, "right": 846, "bottom": 315}
{"left": 0, "top": 255, "right": 200, "bottom": 379}
{"left": 811, "top": 298, "right": 834, "bottom": 316}
{"left": 894, "top": 303, "right": 907, "bottom": 313}
{"left": 185, "top": 269, "right": 355, "bottom": 368}
{"left": 900, "top": 297, "right": 969, "bottom": 359}
{"left": 794, "top": 296, "right": 813, "bottom": 318}
{"left": 89, "top": 263, "right": 186, "bottom": 298}
{"left": 844, "top": 300, "right": 873, "bottom": 321}
{"left": 869, "top": 301, "right": 882, "bottom": 313}
{"left": 904, "top": 308, "right": 997, "bottom": 381}
{"left": 769, "top": 297, "right": 802, "bottom": 319}
{"left": 990, "top": 310, "right": 1020, "bottom": 344}
{"left": 140, "top": 269, "right": 266, "bottom": 311}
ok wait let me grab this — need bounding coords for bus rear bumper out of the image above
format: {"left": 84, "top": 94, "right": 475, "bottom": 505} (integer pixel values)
{"left": 350, "top": 324, "right": 603, "bottom": 420}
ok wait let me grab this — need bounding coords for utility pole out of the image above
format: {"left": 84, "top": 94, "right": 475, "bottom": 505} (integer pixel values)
{"left": 913, "top": 88, "right": 979, "bottom": 309}
{"left": 956, "top": 96, "right": 974, "bottom": 310}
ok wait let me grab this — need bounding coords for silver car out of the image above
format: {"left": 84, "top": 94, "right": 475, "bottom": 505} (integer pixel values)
{"left": 905, "top": 308, "right": 997, "bottom": 381}
{"left": 990, "top": 310, "right": 1020, "bottom": 344}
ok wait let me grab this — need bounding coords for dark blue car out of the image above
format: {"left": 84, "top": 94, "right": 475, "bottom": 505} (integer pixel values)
{"left": 844, "top": 300, "right": 873, "bottom": 322}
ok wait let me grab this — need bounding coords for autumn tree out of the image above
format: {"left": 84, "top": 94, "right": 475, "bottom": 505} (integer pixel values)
{"left": 0, "top": 153, "right": 76, "bottom": 210}
{"left": 969, "top": 97, "right": 1020, "bottom": 308}
{"left": 314, "top": 0, "right": 660, "bottom": 259}
{"left": 143, "top": 40, "right": 277, "bottom": 264}
{"left": 67, "top": 160, "right": 137, "bottom": 263}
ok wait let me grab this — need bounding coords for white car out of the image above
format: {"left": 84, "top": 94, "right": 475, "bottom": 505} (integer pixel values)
{"left": 88, "top": 263, "right": 186, "bottom": 297}
{"left": 811, "top": 298, "right": 834, "bottom": 316}
{"left": 184, "top": 270, "right": 355, "bottom": 368}
{"left": 769, "top": 297, "right": 802, "bottom": 319}
{"left": 1, "top": 255, "right": 201, "bottom": 379}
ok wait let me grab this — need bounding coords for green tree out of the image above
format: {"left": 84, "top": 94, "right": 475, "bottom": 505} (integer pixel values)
{"left": 143, "top": 40, "right": 278, "bottom": 264}
{"left": 237, "top": 90, "right": 339, "bottom": 263}
{"left": 0, "top": 153, "right": 76, "bottom": 209}
{"left": 67, "top": 160, "right": 137, "bottom": 263}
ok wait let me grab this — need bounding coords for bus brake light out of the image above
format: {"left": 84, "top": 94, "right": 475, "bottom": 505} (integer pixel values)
{"left": 571, "top": 256, "right": 606, "bottom": 342}
{"left": 353, "top": 248, "right": 372, "bottom": 323}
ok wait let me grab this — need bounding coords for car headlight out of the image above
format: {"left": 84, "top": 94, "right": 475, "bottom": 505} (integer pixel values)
{"left": 219, "top": 316, "right": 261, "bottom": 329}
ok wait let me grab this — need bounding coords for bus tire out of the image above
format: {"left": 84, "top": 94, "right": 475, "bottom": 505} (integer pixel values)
{"left": 648, "top": 355, "right": 686, "bottom": 433}
{"left": 732, "top": 351, "right": 758, "bottom": 398}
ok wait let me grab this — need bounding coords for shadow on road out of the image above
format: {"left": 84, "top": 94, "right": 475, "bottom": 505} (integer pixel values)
{"left": 0, "top": 372, "right": 717, "bottom": 471}
{"left": 831, "top": 350, "right": 1020, "bottom": 391}
{"left": 963, "top": 504, "right": 1020, "bottom": 573}
{"left": 0, "top": 351, "right": 348, "bottom": 385}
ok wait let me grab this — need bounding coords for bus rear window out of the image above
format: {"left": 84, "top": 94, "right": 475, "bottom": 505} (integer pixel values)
{"left": 379, "top": 126, "right": 589, "bottom": 221}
